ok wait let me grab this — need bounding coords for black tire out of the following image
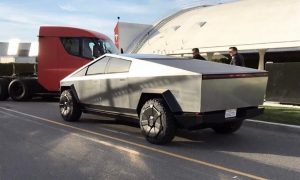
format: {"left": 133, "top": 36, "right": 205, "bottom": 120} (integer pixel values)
{"left": 8, "top": 79, "right": 32, "bottom": 101}
{"left": 0, "top": 78, "right": 9, "bottom": 101}
{"left": 139, "top": 98, "right": 176, "bottom": 145}
{"left": 59, "top": 90, "right": 82, "bottom": 122}
{"left": 212, "top": 120, "right": 243, "bottom": 134}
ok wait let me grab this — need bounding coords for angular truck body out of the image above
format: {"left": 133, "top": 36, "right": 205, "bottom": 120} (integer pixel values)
{"left": 60, "top": 54, "right": 268, "bottom": 144}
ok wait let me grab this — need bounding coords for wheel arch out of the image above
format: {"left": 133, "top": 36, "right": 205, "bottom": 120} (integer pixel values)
{"left": 60, "top": 84, "right": 80, "bottom": 103}
{"left": 136, "top": 89, "right": 182, "bottom": 115}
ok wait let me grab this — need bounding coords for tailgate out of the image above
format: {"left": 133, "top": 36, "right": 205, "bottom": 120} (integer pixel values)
{"left": 200, "top": 72, "right": 268, "bottom": 112}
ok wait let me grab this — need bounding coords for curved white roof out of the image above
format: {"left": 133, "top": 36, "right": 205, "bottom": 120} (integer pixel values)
{"left": 134, "top": 0, "right": 300, "bottom": 54}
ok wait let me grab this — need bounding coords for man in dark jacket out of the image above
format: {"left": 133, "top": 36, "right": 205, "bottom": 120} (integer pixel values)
{"left": 192, "top": 48, "right": 206, "bottom": 60}
{"left": 229, "top": 47, "right": 245, "bottom": 67}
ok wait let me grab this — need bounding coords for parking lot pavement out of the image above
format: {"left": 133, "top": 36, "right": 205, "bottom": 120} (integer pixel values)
{"left": 0, "top": 100, "right": 300, "bottom": 180}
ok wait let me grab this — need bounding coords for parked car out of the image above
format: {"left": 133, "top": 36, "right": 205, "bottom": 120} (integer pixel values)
{"left": 60, "top": 54, "right": 268, "bottom": 144}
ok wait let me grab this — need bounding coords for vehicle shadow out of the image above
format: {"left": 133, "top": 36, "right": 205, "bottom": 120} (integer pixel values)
{"left": 74, "top": 116, "right": 300, "bottom": 158}
{"left": 174, "top": 127, "right": 300, "bottom": 159}
{"left": 79, "top": 116, "right": 139, "bottom": 128}
{"left": 5, "top": 97, "right": 60, "bottom": 103}
{"left": 29, "top": 97, "right": 59, "bottom": 102}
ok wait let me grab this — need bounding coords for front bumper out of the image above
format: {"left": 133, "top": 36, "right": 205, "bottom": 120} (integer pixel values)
{"left": 175, "top": 107, "right": 264, "bottom": 130}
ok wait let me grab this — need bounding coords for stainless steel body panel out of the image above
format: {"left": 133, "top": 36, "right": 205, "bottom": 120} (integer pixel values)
{"left": 70, "top": 74, "right": 202, "bottom": 112}
{"left": 74, "top": 78, "right": 101, "bottom": 105}
{"left": 99, "top": 75, "right": 130, "bottom": 108}
{"left": 201, "top": 77, "right": 268, "bottom": 112}
{"left": 72, "top": 73, "right": 130, "bottom": 108}
{"left": 128, "top": 75, "right": 201, "bottom": 112}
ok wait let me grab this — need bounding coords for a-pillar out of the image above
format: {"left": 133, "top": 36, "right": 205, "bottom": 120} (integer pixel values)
{"left": 258, "top": 49, "right": 267, "bottom": 70}
{"left": 206, "top": 52, "right": 214, "bottom": 61}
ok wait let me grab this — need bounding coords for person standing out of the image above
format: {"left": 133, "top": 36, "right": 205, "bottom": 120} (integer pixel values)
{"left": 228, "top": 47, "right": 245, "bottom": 67}
{"left": 192, "top": 48, "right": 206, "bottom": 60}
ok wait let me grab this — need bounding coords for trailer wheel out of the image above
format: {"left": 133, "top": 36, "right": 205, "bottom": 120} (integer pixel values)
{"left": 139, "top": 98, "right": 176, "bottom": 145}
{"left": 59, "top": 90, "right": 82, "bottom": 122}
{"left": 8, "top": 79, "right": 32, "bottom": 101}
{"left": 212, "top": 121, "right": 243, "bottom": 134}
{"left": 0, "top": 78, "right": 9, "bottom": 101}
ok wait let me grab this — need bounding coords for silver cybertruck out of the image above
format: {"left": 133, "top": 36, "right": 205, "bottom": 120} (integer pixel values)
{"left": 60, "top": 54, "right": 268, "bottom": 144}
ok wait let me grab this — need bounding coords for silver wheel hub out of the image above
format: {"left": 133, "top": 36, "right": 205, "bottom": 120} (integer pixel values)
{"left": 140, "top": 105, "right": 163, "bottom": 138}
{"left": 60, "top": 95, "right": 71, "bottom": 116}
{"left": 149, "top": 116, "right": 154, "bottom": 126}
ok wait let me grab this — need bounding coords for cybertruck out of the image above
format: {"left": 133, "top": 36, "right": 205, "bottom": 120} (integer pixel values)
{"left": 60, "top": 54, "right": 268, "bottom": 144}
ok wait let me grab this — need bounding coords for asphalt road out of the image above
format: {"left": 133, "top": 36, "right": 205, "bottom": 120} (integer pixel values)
{"left": 0, "top": 99, "right": 300, "bottom": 180}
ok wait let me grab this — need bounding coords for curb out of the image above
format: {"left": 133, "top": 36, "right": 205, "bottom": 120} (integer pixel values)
{"left": 263, "top": 102, "right": 300, "bottom": 109}
{"left": 244, "top": 119, "right": 300, "bottom": 134}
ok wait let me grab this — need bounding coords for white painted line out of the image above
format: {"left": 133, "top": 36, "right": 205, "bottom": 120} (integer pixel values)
{"left": 246, "top": 119, "right": 300, "bottom": 129}
{"left": 71, "top": 132, "right": 140, "bottom": 155}
{"left": 99, "top": 127, "right": 144, "bottom": 140}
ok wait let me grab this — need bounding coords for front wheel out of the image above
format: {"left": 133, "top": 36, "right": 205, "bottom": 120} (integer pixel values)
{"left": 59, "top": 90, "right": 82, "bottom": 122}
{"left": 139, "top": 98, "right": 176, "bottom": 145}
{"left": 212, "top": 120, "right": 243, "bottom": 134}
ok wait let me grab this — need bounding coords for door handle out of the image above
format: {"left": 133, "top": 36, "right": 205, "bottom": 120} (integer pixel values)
{"left": 119, "top": 78, "right": 126, "bottom": 81}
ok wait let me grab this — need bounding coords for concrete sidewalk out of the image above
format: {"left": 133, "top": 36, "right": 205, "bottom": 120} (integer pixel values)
{"left": 263, "top": 101, "right": 300, "bottom": 109}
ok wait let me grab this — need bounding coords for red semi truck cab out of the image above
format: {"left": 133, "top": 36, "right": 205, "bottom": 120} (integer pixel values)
{"left": 0, "top": 26, "right": 117, "bottom": 101}
{"left": 38, "top": 26, "right": 117, "bottom": 91}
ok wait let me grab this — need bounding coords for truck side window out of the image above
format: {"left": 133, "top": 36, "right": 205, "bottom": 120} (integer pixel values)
{"left": 82, "top": 38, "right": 95, "bottom": 59}
{"left": 106, "top": 58, "right": 131, "bottom": 73}
{"left": 86, "top": 57, "right": 109, "bottom": 75}
{"left": 72, "top": 67, "right": 88, "bottom": 77}
{"left": 95, "top": 39, "right": 117, "bottom": 54}
{"left": 102, "top": 39, "right": 117, "bottom": 54}
{"left": 61, "top": 38, "right": 80, "bottom": 56}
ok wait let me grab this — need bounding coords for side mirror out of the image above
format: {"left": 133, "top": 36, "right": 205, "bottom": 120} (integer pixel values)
{"left": 93, "top": 45, "right": 103, "bottom": 58}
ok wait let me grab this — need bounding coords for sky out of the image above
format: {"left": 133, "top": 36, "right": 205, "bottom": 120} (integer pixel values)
{"left": 0, "top": 0, "right": 234, "bottom": 42}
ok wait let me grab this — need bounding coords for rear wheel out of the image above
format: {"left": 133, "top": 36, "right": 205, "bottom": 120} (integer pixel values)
{"left": 139, "top": 98, "right": 176, "bottom": 145}
{"left": 212, "top": 121, "right": 243, "bottom": 134}
{"left": 0, "top": 78, "right": 9, "bottom": 101}
{"left": 8, "top": 79, "right": 32, "bottom": 101}
{"left": 59, "top": 90, "right": 82, "bottom": 122}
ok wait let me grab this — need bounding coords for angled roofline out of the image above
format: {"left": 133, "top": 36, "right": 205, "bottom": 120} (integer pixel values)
{"left": 39, "top": 26, "right": 110, "bottom": 40}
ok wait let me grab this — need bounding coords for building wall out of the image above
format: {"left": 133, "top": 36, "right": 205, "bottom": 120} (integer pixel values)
{"left": 117, "top": 0, "right": 300, "bottom": 70}
{"left": 0, "top": 42, "right": 8, "bottom": 56}
{"left": 116, "top": 22, "right": 152, "bottom": 53}
{"left": 134, "top": 0, "right": 300, "bottom": 55}
{"left": 0, "top": 42, "right": 32, "bottom": 57}
{"left": 0, "top": 42, "right": 36, "bottom": 64}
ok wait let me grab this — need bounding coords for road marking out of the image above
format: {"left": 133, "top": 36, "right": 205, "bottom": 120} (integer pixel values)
{"left": 247, "top": 119, "right": 300, "bottom": 129}
{"left": 71, "top": 132, "right": 140, "bottom": 155}
{"left": 0, "top": 110, "right": 19, "bottom": 118}
{"left": 98, "top": 127, "right": 144, "bottom": 139}
{"left": 0, "top": 107, "right": 267, "bottom": 180}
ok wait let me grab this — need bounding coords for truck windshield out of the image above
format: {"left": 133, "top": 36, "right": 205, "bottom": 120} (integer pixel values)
{"left": 96, "top": 39, "right": 117, "bottom": 54}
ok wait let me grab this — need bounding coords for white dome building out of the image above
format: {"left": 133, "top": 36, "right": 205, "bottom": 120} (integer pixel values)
{"left": 115, "top": 0, "right": 300, "bottom": 70}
